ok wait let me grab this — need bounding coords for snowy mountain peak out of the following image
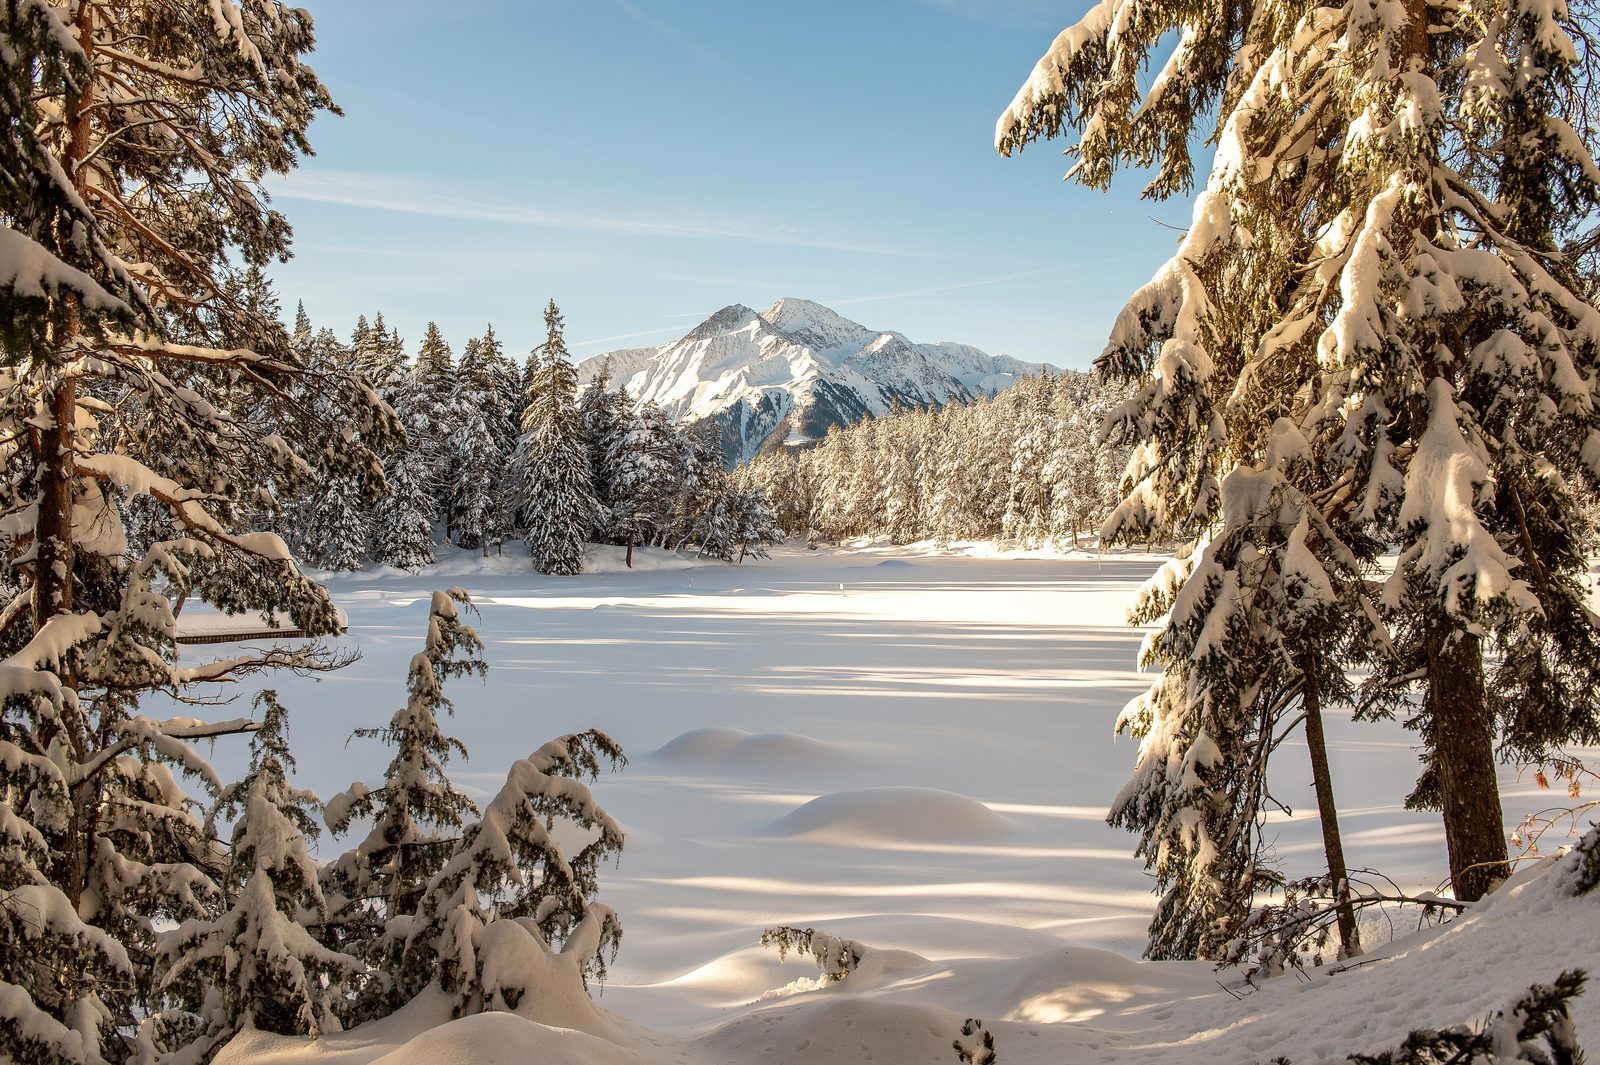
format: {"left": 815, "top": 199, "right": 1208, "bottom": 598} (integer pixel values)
{"left": 762, "top": 298, "right": 876, "bottom": 357}
{"left": 685, "top": 303, "right": 765, "bottom": 343}
{"left": 580, "top": 299, "right": 1045, "bottom": 464}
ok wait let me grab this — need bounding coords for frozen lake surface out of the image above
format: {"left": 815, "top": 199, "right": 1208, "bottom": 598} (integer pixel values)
{"left": 187, "top": 544, "right": 1598, "bottom": 1063}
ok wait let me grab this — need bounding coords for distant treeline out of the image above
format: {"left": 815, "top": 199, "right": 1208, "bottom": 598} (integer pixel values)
{"left": 241, "top": 298, "right": 782, "bottom": 574}
{"left": 744, "top": 370, "right": 1133, "bottom": 546}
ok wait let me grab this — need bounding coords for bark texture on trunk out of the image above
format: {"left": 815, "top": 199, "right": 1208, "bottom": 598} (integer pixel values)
{"left": 1427, "top": 629, "right": 1509, "bottom": 901}
{"left": 1300, "top": 662, "right": 1360, "bottom": 957}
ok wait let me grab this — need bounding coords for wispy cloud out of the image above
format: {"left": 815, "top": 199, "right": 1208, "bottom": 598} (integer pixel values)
{"left": 613, "top": 0, "right": 748, "bottom": 81}
{"left": 824, "top": 253, "right": 1153, "bottom": 310}
{"left": 571, "top": 324, "right": 688, "bottom": 349}
{"left": 269, "top": 169, "right": 925, "bottom": 257}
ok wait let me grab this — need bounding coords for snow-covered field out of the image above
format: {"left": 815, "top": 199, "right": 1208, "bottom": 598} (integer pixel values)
{"left": 175, "top": 544, "right": 1599, "bottom": 1064}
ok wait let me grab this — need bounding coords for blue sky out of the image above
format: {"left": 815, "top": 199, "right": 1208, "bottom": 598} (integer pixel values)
{"left": 265, "top": 0, "right": 1197, "bottom": 369}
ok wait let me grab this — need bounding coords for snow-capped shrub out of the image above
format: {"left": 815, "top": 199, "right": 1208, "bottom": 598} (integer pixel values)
{"left": 760, "top": 926, "right": 865, "bottom": 983}
{"left": 1347, "top": 970, "right": 1584, "bottom": 1064}
{"left": 322, "top": 588, "right": 627, "bottom": 1022}
{"left": 954, "top": 1019, "right": 998, "bottom": 1064}
{"left": 160, "top": 693, "right": 363, "bottom": 1052}
{"left": 1569, "top": 824, "right": 1600, "bottom": 897}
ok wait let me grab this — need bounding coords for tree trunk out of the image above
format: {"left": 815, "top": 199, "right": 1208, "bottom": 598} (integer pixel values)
{"left": 33, "top": 378, "right": 77, "bottom": 630}
{"left": 1300, "top": 660, "right": 1360, "bottom": 958}
{"left": 41, "top": 0, "right": 98, "bottom": 914}
{"left": 625, "top": 537, "right": 633, "bottom": 569}
{"left": 1427, "top": 628, "right": 1509, "bottom": 901}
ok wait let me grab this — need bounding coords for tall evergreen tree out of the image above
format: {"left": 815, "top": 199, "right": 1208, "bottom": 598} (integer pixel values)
{"left": 369, "top": 382, "right": 439, "bottom": 573}
{"left": 997, "top": 0, "right": 1600, "bottom": 923}
{"left": 323, "top": 590, "right": 482, "bottom": 1016}
{"left": 0, "top": 6, "right": 391, "bottom": 1058}
{"left": 607, "top": 403, "right": 678, "bottom": 567}
{"left": 353, "top": 312, "right": 406, "bottom": 393}
{"left": 578, "top": 366, "right": 629, "bottom": 538}
{"left": 447, "top": 329, "right": 511, "bottom": 553}
{"left": 413, "top": 322, "right": 457, "bottom": 534}
{"left": 517, "top": 302, "right": 596, "bottom": 575}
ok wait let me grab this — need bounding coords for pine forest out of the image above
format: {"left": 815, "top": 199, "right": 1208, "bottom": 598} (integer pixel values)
{"left": 1, "top": 2, "right": 1599, "bottom": 1064}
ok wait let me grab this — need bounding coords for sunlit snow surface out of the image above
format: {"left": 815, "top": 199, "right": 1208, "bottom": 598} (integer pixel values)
{"left": 181, "top": 543, "right": 1600, "bottom": 1064}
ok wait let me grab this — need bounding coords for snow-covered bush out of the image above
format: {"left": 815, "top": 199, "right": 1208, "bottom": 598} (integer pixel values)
{"left": 1569, "top": 824, "right": 1600, "bottom": 898}
{"left": 160, "top": 693, "right": 362, "bottom": 1054}
{"left": 760, "top": 926, "right": 865, "bottom": 983}
{"left": 404, "top": 728, "right": 626, "bottom": 1015}
{"left": 1286, "top": 970, "right": 1588, "bottom": 1064}
{"left": 324, "top": 589, "right": 627, "bottom": 1021}
{"left": 954, "top": 1019, "right": 998, "bottom": 1065}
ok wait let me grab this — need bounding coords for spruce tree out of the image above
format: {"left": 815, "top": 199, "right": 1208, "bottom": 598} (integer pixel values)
{"left": 998, "top": 0, "right": 1600, "bottom": 913}
{"left": 607, "top": 403, "right": 678, "bottom": 567}
{"left": 578, "top": 366, "right": 629, "bottom": 539}
{"left": 369, "top": 432, "right": 438, "bottom": 573}
{"left": 370, "top": 357, "right": 440, "bottom": 573}
{"left": 403, "top": 730, "right": 625, "bottom": 1014}
{"left": 517, "top": 302, "right": 596, "bottom": 575}
{"left": 326, "top": 590, "right": 627, "bottom": 1018}
{"left": 323, "top": 590, "right": 482, "bottom": 1016}
{"left": 413, "top": 322, "right": 457, "bottom": 526}
{"left": 447, "top": 330, "right": 511, "bottom": 553}
{"left": 0, "top": 5, "right": 391, "bottom": 1057}
{"left": 354, "top": 312, "right": 406, "bottom": 393}
{"left": 161, "top": 693, "right": 362, "bottom": 1050}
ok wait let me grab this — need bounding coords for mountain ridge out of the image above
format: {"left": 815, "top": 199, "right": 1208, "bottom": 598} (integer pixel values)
{"left": 578, "top": 299, "right": 1044, "bottom": 463}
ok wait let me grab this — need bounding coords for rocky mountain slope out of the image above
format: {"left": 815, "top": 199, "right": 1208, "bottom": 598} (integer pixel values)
{"left": 578, "top": 299, "right": 1043, "bottom": 463}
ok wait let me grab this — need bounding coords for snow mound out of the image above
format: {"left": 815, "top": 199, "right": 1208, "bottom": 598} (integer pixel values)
{"left": 700, "top": 997, "right": 967, "bottom": 1065}
{"left": 369, "top": 1012, "right": 652, "bottom": 1065}
{"left": 776, "top": 787, "right": 1014, "bottom": 844}
{"left": 651, "top": 727, "right": 847, "bottom": 767}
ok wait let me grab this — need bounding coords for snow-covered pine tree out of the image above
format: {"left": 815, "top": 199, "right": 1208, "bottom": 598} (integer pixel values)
{"left": 0, "top": 4, "right": 392, "bottom": 1057}
{"left": 998, "top": 0, "right": 1600, "bottom": 907}
{"left": 728, "top": 480, "right": 784, "bottom": 562}
{"left": 485, "top": 326, "right": 524, "bottom": 462}
{"left": 159, "top": 692, "right": 362, "bottom": 1053}
{"left": 326, "top": 587, "right": 627, "bottom": 1017}
{"left": 607, "top": 402, "right": 679, "bottom": 567}
{"left": 516, "top": 302, "right": 596, "bottom": 575}
{"left": 402, "top": 729, "right": 625, "bottom": 1015}
{"left": 369, "top": 394, "right": 439, "bottom": 572}
{"left": 669, "top": 419, "right": 731, "bottom": 554}
{"left": 414, "top": 322, "right": 458, "bottom": 533}
{"left": 445, "top": 400, "right": 504, "bottom": 555}
{"left": 293, "top": 328, "right": 375, "bottom": 571}
{"left": 302, "top": 476, "right": 372, "bottom": 571}
{"left": 0, "top": 747, "right": 134, "bottom": 1065}
{"left": 323, "top": 589, "right": 482, "bottom": 1018}
{"left": 1001, "top": 376, "right": 1053, "bottom": 546}
{"left": 578, "top": 366, "right": 628, "bottom": 539}
{"left": 354, "top": 312, "right": 406, "bottom": 394}
{"left": 447, "top": 330, "right": 511, "bottom": 553}
{"left": 1108, "top": 434, "right": 1378, "bottom": 958}
{"left": 0, "top": 0, "right": 142, "bottom": 356}
{"left": 879, "top": 410, "right": 925, "bottom": 546}
{"left": 743, "top": 446, "right": 815, "bottom": 538}
{"left": 370, "top": 349, "right": 440, "bottom": 572}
